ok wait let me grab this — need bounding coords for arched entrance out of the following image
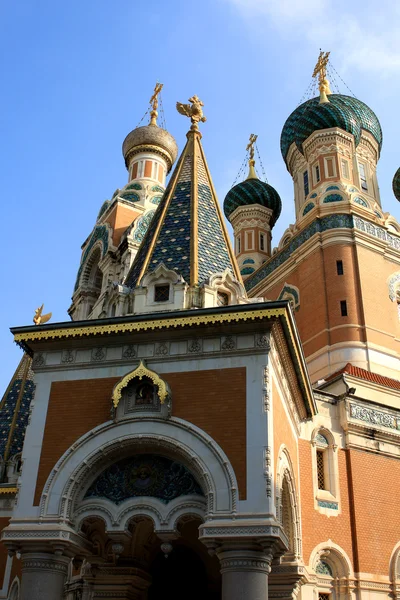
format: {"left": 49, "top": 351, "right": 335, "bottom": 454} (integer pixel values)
{"left": 148, "top": 519, "right": 221, "bottom": 600}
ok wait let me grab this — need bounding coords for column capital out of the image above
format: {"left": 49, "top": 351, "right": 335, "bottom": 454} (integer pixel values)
{"left": 21, "top": 552, "right": 70, "bottom": 575}
{"left": 217, "top": 548, "right": 273, "bottom": 575}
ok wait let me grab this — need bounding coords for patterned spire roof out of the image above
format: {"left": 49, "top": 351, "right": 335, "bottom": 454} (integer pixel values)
{"left": 0, "top": 353, "right": 35, "bottom": 466}
{"left": 126, "top": 130, "right": 240, "bottom": 288}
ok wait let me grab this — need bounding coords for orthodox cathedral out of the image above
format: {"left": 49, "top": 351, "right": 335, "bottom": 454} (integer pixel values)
{"left": 0, "top": 52, "right": 400, "bottom": 600}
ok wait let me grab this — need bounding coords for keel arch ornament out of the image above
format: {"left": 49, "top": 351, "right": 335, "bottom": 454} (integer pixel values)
{"left": 112, "top": 360, "right": 170, "bottom": 408}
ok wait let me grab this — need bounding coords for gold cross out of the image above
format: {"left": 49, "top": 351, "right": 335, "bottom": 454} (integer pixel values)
{"left": 312, "top": 50, "right": 330, "bottom": 84}
{"left": 246, "top": 133, "right": 258, "bottom": 161}
{"left": 149, "top": 82, "right": 163, "bottom": 125}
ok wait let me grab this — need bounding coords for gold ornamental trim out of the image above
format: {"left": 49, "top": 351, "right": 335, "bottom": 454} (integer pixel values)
{"left": 14, "top": 307, "right": 286, "bottom": 343}
{"left": 0, "top": 487, "right": 17, "bottom": 495}
{"left": 112, "top": 360, "right": 168, "bottom": 407}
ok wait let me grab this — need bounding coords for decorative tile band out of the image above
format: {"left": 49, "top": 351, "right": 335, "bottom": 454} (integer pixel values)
{"left": 317, "top": 500, "right": 338, "bottom": 509}
{"left": 349, "top": 403, "right": 400, "bottom": 431}
{"left": 245, "top": 214, "right": 400, "bottom": 291}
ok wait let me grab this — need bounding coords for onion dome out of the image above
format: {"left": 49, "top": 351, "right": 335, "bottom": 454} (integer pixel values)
{"left": 281, "top": 94, "right": 382, "bottom": 163}
{"left": 223, "top": 178, "right": 282, "bottom": 228}
{"left": 393, "top": 168, "right": 400, "bottom": 202}
{"left": 122, "top": 124, "right": 178, "bottom": 173}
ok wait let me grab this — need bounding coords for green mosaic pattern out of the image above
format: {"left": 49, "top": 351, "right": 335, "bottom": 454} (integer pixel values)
{"left": 281, "top": 94, "right": 382, "bottom": 162}
{"left": 392, "top": 167, "right": 400, "bottom": 202}
{"left": 223, "top": 178, "right": 281, "bottom": 227}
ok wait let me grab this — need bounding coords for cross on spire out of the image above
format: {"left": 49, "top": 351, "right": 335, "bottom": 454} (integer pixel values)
{"left": 149, "top": 82, "right": 163, "bottom": 126}
{"left": 312, "top": 50, "right": 332, "bottom": 104}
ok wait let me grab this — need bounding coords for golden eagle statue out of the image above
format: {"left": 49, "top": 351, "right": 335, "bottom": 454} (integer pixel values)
{"left": 33, "top": 304, "right": 52, "bottom": 326}
{"left": 176, "top": 95, "right": 206, "bottom": 130}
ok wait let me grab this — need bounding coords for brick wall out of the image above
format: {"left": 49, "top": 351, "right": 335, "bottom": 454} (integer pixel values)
{"left": 34, "top": 367, "right": 247, "bottom": 505}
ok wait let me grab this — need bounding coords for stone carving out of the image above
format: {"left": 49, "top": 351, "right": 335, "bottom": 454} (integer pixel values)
{"left": 257, "top": 334, "right": 270, "bottom": 350}
{"left": 264, "top": 447, "right": 272, "bottom": 497}
{"left": 263, "top": 366, "right": 270, "bottom": 411}
{"left": 61, "top": 349, "right": 75, "bottom": 364}
{"left": 188, "top": 339, "right": 202, "bottom": 354}
{"left": 349, "top": 403, "right": 400, "bottom": 431}
{"left": 122, "top": 345, "right": 137, "bottom": 359}
{"left": 32, "top": 353, "right": 45, "bottom": 368}
{"left": 155, "top": 342, "right": 169, "bottom": 356}
{"left": 221, "top": 336, "right": 236, "bottom": 351}
{"left": 91, "top": 347, "right": 106, "bottom": 362}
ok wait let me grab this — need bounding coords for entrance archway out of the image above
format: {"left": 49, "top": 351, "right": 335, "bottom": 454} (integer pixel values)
{"left": 148, "top": 519, "right": 221, "bottom": 600}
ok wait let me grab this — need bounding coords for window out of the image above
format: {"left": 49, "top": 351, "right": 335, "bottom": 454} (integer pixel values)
{"left": 340, "top": 300, "right": 347, "bottom": 316}
{"left": 359, "top": 162, "right": 368, "bottom": 191}
{"left": 131, "top": 162, "right": 138, "bottom": 180}
{"left": 154, "top": 284, "right": 170, "bottom": 302}
{"left": 303, "top": 170, "right": 309, "bottom": 197}
{"left": 341, "top": 159, "right": 349, "bottom": 179}
{"left": 317, "top": 450, "right": 326, "bottom": 490}
{"left": 325, "top": 157, "right": 335, "bottom": 178}
{"left": 245, "top": 231, "right": 254, "bottom": 250}
{"left": 217, "top": 291, "right": 229, "bottom": 306}
{"left": 336, "top": 260, "right": 344, "bottom": 275}
{"left": 314, "top": 163, "right": 321, "bottom": 184}
{"left": 260, "top": 233, "right": 265, "bottom": 251}
{"left": 236, "top": 235, "right": 241, "bottom": 254}
{"left": 319, "top": 593, "right": 330, "bottom": 600}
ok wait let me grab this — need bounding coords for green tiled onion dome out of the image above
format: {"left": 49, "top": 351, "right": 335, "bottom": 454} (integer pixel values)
{"left": 281, "top": 94, "right": 382, "bottom": 163}
{"left": 393, "top": 167, "right": 400, "bottom": 202}
{"left": 223, "top": 178, "right": 282, "bottom": 228}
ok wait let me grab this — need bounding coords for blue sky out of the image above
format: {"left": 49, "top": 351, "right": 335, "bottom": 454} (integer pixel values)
{"left": 1, "top": 0, "right": 400, "bottom": 391}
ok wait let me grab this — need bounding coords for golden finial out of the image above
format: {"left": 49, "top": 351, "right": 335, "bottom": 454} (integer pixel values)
{"left": 312, "top": 50, "right": 332, "bottom": 104}
{"left": 149, "top": 82, "right": 163, "bottom": 126}
{"left": 246, "top": 133, "right": 258, "bottom": 180}
{"left": 33, "top": 304, "right": 52, "bottom": 326}
{"left": 176, "top": 95, "right": 207, "bottom": 132}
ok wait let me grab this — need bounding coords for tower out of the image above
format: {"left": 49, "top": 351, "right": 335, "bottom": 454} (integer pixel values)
{"left": 244, "top": 53, "right": 400, "bottom": 381}
{"left": 68, "top": 84, "right": 178, "bottom": 321}
{"left": 223, "top": 134, "right": 282, "bottom": 278}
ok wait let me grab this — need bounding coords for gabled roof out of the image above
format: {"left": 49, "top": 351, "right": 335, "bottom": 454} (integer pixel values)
{"left": 125, "top": 128, "right": 240, "bottom": 289}
{"left": 325, "top": 362, "right": 400, "bottom": 391}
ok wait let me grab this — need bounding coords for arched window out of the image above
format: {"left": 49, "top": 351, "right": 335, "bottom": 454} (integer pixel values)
{"left": 80, "top": 246, "right": 104, "bottom": 317}
{"left": 311, "top": 544, "right": 353, "bottom": 600}
{"left": 311, "top": 429, "right": 340, "bottom": 515}
{"left": 276, "top": 448, "right": 301, "bottom": 562}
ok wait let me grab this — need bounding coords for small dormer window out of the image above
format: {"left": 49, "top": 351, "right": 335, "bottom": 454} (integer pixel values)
{"left": 217, "top": 291, "right": 229, "bottom": 306}
{"left": 154, "top": 284, "right": 170, "bottom": 302}
{"left": 358, "top": 162, "right": 368, "bottom": 191}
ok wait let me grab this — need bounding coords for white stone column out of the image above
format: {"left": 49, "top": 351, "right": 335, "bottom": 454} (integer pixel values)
{"left": 20, "top": 552, "right": 70, "bottom": 600}
{"left": 218, "top": 548, "right": 272, "bottom": 600}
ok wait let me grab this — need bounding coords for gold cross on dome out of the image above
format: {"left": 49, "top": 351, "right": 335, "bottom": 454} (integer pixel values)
{"left": 312, "top": 50, "right": 330, "bottom": 83}
{"left": 149, "top": 82, "right": 163, "bottom": 125}
{"left": 246, "top": 133, "right": 258, "bottom": 161}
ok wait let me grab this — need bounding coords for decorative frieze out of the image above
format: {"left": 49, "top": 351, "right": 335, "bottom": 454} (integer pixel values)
{"left": 221, "top": 336, "right": 236, "bottom": 351}
{"left": 349, "top": 402, "right": 400, "bottom": 432}
{"left": 122, "top": 345, "right": 137, "bottom": 359}
{"left": 264, "top": 446, "right": 272, "bottom": 497}
{"left": 61, "top": 349, "right": 75, "bottom": 364}
{"left": 317, "top": 500, "right": 338, "bottom": 510}
{"left": 91, "top": 347, "right": 106, "bottom": 362}
{"left": 263, "top": 366, "right": 270, "bottom": 411}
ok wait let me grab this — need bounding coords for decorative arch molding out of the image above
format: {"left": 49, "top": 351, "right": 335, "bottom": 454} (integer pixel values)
{"left": 7, "top": 576, "right": 20, "bottom": 600}
{"left": 309, "top": 540, "right": 354, "bottom": 579}
{"left": 112, "top": 360, "right": 170, "bottom": 408}
{"left": 204, "top": 268, "right": 247, "bottom": 305}
{"left": 277, "top": 283, "right": 300, "bottom": 311}
{"left": 276, "top": 445, "right": 302, "bottom": 561}
{"left": 74, "top": 224, "right": 112, "bottom": 292}
{"left": 39, "top": 417, "right": 238, "bottom": 525}
{"left": 389, "top": 541, "right": 400, "bottom": 588}
{"left": 388, "top": 271, "right": 400, "bottom": 302}
{"left": 74, "top": 495, "right": 206, "bottom": 534}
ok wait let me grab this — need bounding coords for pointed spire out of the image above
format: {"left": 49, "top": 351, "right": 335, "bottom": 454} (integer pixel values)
{"left": 0, "top": 353, "right": 35, "bottom": 471}
{"left": 246, "top": 134, "right": 258, "bottom": 180}
{"left": 125, "top": 104, "right": 240, "bottom": 291}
